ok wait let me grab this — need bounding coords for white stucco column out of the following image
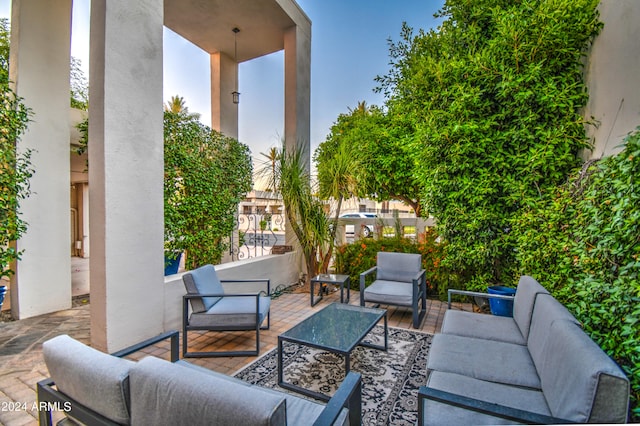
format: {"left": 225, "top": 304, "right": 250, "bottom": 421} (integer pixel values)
{"left": 284, "top": 25, "right": 311, "bottom": 165}
{"left": 210, "top": 52, "right": 239, "bottom": 139}
{"left": 9, "top": 0, "right": 72, "bottom": 319}
{"left": 283, "top": 24, "right": 311, "bottom": 251}
{"left": 81, "top": 183, "right": 90, "bottom": 258}
{"left": 89, "top": 0, "right": 164, "bottom": 352}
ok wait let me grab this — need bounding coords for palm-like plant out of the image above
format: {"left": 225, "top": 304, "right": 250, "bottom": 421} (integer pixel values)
{"left": 255, "top": 146, "right": 280, "bottom": 193}
{"left": 164, "top": 95, "right": 200, "bottom": 120}
{"left": 316, "top": 142, "right": 359, "bottom": 272}
{"left": 276, "top": 145, "right": 330, "bottom": 284}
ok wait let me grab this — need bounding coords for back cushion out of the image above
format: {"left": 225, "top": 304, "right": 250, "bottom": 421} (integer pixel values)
{"left": 527, "top": 294, "right": 579, "bottom": 370}
{"left": 512, "top": 276, "right": 550, "bottom": 340}
{"left": 377, "top": 252, "right": 422, "bottom": 282}
{"left": 540, "top": 320, "right": 629, "bottom": 423}
{"left": 130, "top": 357, "right": 287, "bottom": 426}
{"left": 43, "top": 335, "right": 134, "bottom": 425}
{"left": 183, "top": 264, "right": 224, "bottom": 312}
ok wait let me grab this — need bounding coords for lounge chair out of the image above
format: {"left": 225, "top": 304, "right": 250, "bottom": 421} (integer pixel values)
{"left": 360, "top": 252, "right": 427, "bottom": 328}
{"left": 182, "top": 264, "right": 271, "bottom": 357}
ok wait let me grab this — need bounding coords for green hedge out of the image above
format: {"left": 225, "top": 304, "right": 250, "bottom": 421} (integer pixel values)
{"left": 515, "top": 127, "right": 640, "bottom": 421}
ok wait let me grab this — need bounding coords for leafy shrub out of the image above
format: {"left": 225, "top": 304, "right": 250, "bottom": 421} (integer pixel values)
{"left": 334, "top": 229, "right": 453, "bottom": 298}
{"left": 164, "top": 111, "right": 252, "bottom": 269}
{"left": 515, "top": 127, "right": 640, "bottom": 421}
{"left": 1, "top": 18, "right": 33, "bottom": 280}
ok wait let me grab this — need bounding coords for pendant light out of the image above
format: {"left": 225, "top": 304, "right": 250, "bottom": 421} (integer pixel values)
{"left": 232, "top": 27, "right": 240, "bottom": 104}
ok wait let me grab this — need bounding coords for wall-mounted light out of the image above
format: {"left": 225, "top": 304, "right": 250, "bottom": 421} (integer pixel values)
{"left": 232, "top": 27, "right": 240, "bottom": 104}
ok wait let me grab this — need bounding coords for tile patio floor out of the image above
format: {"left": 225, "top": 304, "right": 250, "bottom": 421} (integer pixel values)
{"left": 0, "top": 285, "right": 467, "bottom": 425}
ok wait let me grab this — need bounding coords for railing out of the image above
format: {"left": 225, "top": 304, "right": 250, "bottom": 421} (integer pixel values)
{"left": 227, "top": 212, "right": 435, "bottom": 262}
{"left": 228, "top": 212, "right": 286, "bottom": 261}
{"left": 333, "top": 217, "right": 435, "bottom": 245}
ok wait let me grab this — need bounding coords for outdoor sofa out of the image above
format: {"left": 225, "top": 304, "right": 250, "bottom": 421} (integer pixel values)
{"left": 419, "top": 276, "right": 630, "bottom": 424}
{"left": 37, "top": 331, "right": 362, "bottom": 426}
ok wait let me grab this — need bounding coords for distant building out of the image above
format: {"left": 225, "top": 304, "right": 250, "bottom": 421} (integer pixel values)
{"left": 239, "top": 190, "right": 284, "bottom": 216}
{"left": 327, "top": 197, "right": 415, "bottom": 218}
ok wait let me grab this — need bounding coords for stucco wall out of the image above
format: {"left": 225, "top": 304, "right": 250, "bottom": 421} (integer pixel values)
{"left": 583, "top": 0, "right": 640, "bottom": 159}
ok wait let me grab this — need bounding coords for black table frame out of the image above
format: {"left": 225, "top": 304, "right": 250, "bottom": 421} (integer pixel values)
{"left": 277, "top": 303, "right": 387, "bottom": 401}
{"left": 310, "top": 273, "right": 351, "bottom": 306}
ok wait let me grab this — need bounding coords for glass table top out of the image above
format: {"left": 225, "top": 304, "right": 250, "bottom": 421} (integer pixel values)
{"left": 310, "top": 274, "right": 350, "bottom": 283}
{"left": 279, "top": 303, "right": 386, "bottom": 353}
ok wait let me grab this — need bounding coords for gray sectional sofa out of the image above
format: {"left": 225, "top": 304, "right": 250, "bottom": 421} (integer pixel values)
{"left": 38, "top": 331, "right": 362, "bottom": 426}
{"left": 419, "top": 276, "right": 630, "bottom": 425}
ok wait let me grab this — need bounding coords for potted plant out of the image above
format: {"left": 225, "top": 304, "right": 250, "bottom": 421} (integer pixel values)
{"left": 163, "top": 246, "right": 183, "bottom": 276}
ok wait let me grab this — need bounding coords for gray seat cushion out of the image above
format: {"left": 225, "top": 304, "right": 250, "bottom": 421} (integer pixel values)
{"left": 422, "top": 371, "right": 551, "bottom": 425}
{"left": 130, "top": 356, "right": 287, "bottom": 426}
{"left": 427, "top": 333, "right": 541, "bottom": 389}
{"left": 42, "top": 335, "right": 134, "bottom": 425}
{"left": 539, "top": 320, "right": 630, "bottom": 423}
{"left": 183, "top": 264, "right": 225, "bottom": 313}
{"left": 189, "top": 295, "right": 271, "bottom": 328}
{"left": 259, "top": 384, "right": 349, "bottom": 426}
{"left": 440, "top": 310, "right": 526, "bottom": 345}
{"left": 376, "top": 252, "right": 422, "bottom": 282}
{"left": 363, "top": 280, "right": 413, "bottom": 306}
{"left": 512, "top": 275, "right": 550, "bottom": 341}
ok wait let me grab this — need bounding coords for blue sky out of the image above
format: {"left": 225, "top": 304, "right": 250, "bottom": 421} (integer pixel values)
{"left": 1, "top": 0, "right": 444, "bottom": 161}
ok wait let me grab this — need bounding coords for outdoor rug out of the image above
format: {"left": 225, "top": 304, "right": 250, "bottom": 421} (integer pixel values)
{"left": 234, "top": 326, "right": 432, "bottom": 425}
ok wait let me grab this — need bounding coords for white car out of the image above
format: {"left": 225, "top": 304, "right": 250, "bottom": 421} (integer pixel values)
{"left": 339, "top": 213, "right": 377, "bottom": 237}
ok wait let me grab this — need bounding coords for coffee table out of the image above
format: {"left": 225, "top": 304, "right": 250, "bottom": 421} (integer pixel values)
{"left": 278, "top": 303, "right": 387, "bottom": 401}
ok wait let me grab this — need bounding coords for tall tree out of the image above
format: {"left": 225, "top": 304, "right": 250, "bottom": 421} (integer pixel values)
{"left": 315, "top": 101, "right": 422, "bottom": 215}
{"left": 376, "top": 0, "right": 602, "bottom": 288}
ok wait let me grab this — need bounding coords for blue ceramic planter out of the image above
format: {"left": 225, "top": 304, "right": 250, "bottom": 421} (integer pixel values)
{"left": 164, "top": 252, "right": 183, "bottom": 276}
{"left": 487, "top": 285, "right": 516, "bottom": 317}
{"left": 0, "top": 285, "right": 7, "bottom": 310}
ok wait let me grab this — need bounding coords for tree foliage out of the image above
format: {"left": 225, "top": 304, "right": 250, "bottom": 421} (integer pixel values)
{"left": 164, "top": 110, "right": 252, "bottom": 269}
{"left": 0, "top": 18, "right": 33, "bottom": 280}
{"left": 0, "top": 18, "right": 10, "bottom": 84}
{"left": 70, "top": 57, "right": 88, "bottom": 110}
{"left": 315, "top": 101, "right": 422, "bottom": 215}
{"left": 376, "top": 0, "right": 602, "bottom": 288}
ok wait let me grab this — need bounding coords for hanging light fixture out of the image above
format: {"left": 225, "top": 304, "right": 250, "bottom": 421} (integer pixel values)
{"left": 232, "top": 27, "right": 240, "bottom": 104}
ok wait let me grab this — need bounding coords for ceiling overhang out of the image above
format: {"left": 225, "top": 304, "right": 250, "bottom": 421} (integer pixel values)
{"left": 164, "top": 0, "right": 310, "bottom": 63}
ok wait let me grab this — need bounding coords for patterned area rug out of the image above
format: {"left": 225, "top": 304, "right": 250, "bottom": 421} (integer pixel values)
{"left": 234, "top": 326, "right": 432, "bottom": 425}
